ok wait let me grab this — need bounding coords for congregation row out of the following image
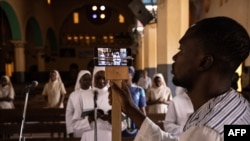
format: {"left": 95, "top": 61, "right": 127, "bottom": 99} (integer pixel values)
{"left": 0, "top": 66, "right": 193, "bottom": 140}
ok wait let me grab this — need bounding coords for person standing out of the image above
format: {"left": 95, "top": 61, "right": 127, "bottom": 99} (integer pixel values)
{"left": 122, "top": 66, "right": 147, "bottom": 137}
{"left": 163, "top": 87, "right": 193, "bottom": 137}
{"left": 0, "top": 75, "right": 15, "bottom": 109}
{"left": 110, "top": 16, "right": 250, "bottom": 141}
{"left": 65, "top": 70, "right": 92, "bottom": 138}
{"left": 137, "top": 69, "right": 152, "bottom": 93}
{"left": 72, "top": 66, "right": 126, "bottom": 141}
{"left": 42, "top": 70, "right": 67, "bottom": 108}
{"left": 146, "top": 73, "right": 172, "bottom": 114}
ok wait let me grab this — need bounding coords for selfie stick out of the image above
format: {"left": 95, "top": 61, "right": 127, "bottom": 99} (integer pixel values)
{"left": 106, "top": 66, "right": 129, "bottom": 141}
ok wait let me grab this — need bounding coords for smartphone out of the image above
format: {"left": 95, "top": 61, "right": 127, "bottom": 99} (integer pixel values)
{"left": 94, "top": 47, "right": 132, "bottom": 66}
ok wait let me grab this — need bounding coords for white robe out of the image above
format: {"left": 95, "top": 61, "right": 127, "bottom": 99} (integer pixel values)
{"left": 72, "top": 88, "right": 113, "bottom": 141}
{"left": 0, "top": 85, "right": 15, "bottom": 109}
{"left": 147, "top": 85, "right": 172, "bottom": 114}
{"left": 163, "top": 87, "right": 193, "bottom": 137}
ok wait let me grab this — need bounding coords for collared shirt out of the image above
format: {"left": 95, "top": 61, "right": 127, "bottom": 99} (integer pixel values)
{"left": 122, "top": 84, "right": 147, "bottom": 137}
{"left": 137, "top": 76, "right": 152, "bottom": 91}
{"left": 134, "top": 89, "right": 250, "bottom": 141}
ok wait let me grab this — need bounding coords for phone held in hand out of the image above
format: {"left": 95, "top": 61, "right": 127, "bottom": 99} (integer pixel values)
{"left": 94, "top": 47, "right": 133, "bottom": 66}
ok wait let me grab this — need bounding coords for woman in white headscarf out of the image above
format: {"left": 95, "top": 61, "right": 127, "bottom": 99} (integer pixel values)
{"left": 0, "top": 75, "right": 15, "bottom": 109}
{"left": 72, "top": 66, "right": 126, "bottom": 141}
{"left": 42, "top": 70, "right": 67, "bottom": 108}
{"left": 65, "top": 70, "right": 92, "bottom": 138}
{"left": 146, "top": 73, "right": 172, "bottom": 114}
{"left": 71, "top": 66, "right": 111, "bottom": 141}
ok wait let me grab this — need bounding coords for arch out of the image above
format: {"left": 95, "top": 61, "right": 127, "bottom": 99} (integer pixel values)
{"left": 46, "top": 28, "right": 57, "bottom": 51}
{"left": 59, "top": 1, "right": 136, "bottom": 36}
{"left": 26, "top": 17, "right": 43, "bottom": 46}
{"left": 0, "top": 1, "right": 21, "bottom": 40}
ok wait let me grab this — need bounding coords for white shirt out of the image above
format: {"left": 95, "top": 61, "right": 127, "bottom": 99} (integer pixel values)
{"left": 134, "top": 89, "right": 250, "bottom": 141}
{"left": 137, "top": 76, "right": 152, "bottom": 90}
{"left": 163, "top": 87, "right": 193, "bottom": 137}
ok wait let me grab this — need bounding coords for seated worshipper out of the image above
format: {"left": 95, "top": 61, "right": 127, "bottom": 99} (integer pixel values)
{"left": 0, "top": 75, "right": 15, "bottom": 109}
{"left": 42, "top": 70, "right": 67, "bottom": 108}
{"left": 163, "top": 86, "right": 193, "bottom": 137}
{"left": 147, "top": 73, "right": 172, "bottom": 114}
{"left": 110, "top": 17, "right": 250, "bottom": 141}
{"left": 122, "top": 66, "right": 147, "bottom": 137}
{"left": 65, "top": 70, "right": 92, "bottom": 138}
{"left": 72, "top": 66, "right": 126, "bottom": 141}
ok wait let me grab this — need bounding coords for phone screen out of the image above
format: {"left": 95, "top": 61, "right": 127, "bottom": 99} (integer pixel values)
{"left": 94, "top": 47, "right": 132, "bottom": 66}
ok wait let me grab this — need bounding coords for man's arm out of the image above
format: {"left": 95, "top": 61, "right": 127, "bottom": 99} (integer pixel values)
{"left": 111, "top": 81, "right": 146, "bottom": 128}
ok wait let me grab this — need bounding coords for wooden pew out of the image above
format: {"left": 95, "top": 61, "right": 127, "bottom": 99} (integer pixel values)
{"left": 1, "top": 109, "right": 165, "bottom": 141}
{"left": 0, "top": 108, "right": 67, "bottom": 140}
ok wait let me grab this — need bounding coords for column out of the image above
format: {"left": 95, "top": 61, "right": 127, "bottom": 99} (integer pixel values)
{"left": 144, "top": 23, "right": 157, "bottom": 77}
{"left": 156, "top": 0, "right": 189, "bottom": 94}
{"left": 37, "top": 49, "right": 45, "bottom": 72}
{"left": 135, "top": 33, "right": 144, "bottom": 70}
{"left": 11, "top": 40, "right": 26, "bottom": 83}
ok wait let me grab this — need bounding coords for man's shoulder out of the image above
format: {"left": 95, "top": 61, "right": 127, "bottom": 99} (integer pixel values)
{"left": 131, "top": 84, "right": 144, "bottom": 89}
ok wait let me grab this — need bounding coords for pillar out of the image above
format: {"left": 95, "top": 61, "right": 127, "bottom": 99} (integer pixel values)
{"left": 156, "top": 0, "right": 189, "bottom": 94}
{"left": 37, "top": 49, "right": 45, "bottom": 72}
{"left": 144, "top": 23, "right": 157, "bottom": 78}
{"left": 11, "top": 40, "right": 26, "bottom": 83}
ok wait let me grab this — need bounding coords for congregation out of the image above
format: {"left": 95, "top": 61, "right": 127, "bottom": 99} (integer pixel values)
{"left": 1, "top": 60, "right": 250, "bottom": 140}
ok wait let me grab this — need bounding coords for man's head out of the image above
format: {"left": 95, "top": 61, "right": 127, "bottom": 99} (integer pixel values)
{"left": 126, "top": 66, "right": 135, "bottom": 86}
{"left": 172, "top": 17, "right": 250, "bottom": 90}
{"left": 142, "top": 70, "right": 148, "bottom": 77}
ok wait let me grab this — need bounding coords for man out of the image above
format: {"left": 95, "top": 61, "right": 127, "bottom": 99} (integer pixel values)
{"left": 122, "top": 66, "right": 147, "bottom": 137}
{"left": 110, "top": 17, "right": 250, "bottom": 141}
{"left": 137, "top": 69, "right": 152, "bottom": 92}
{"left": 163, "top": 87, "right": 193, "bottom": 137}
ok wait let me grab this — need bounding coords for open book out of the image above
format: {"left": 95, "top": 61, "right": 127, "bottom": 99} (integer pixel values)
{"left": 81, "top": 109, "right": 104, "bottom": 118}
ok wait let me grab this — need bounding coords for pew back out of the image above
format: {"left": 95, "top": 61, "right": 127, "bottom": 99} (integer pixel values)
{"left": 0, "top": 108, "right": 66, "bottom": 138}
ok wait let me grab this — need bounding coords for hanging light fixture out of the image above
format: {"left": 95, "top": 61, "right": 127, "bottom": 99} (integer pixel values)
{"left": 47, "top": 0, "right": 51, "bottom": 5}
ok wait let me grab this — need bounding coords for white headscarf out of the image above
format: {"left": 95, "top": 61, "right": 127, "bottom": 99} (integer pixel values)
{"left": 1, "top": 75, "right": 13, "bottom": 88}
{"left": 74, "top": 70, "right": 91, "bottom": 91}
{"left": 92, "top": 66, "right": 105, "bottom": 87}
{"left": 152, "top": 73, "right": 166, "bottom": 88}
{"left": 92, "top": 66, "right": 110, "bottom": 91}
{"left": 46, "top": 70, "right": 66, "bottom": 95}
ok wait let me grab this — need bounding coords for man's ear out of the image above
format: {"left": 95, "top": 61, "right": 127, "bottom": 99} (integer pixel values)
{"left": 199, "top": 55, "right": 214, "bottom": 71}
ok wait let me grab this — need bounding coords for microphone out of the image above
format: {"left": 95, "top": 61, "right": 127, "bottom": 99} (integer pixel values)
{"left": 26, "top": 81, "right": 39, "bottom": 88}
{"left": 94, "top": 90, "right": 98, "bottom": 101}
{"left": 94, "top": 90, "right": 98, "bottom": 108}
